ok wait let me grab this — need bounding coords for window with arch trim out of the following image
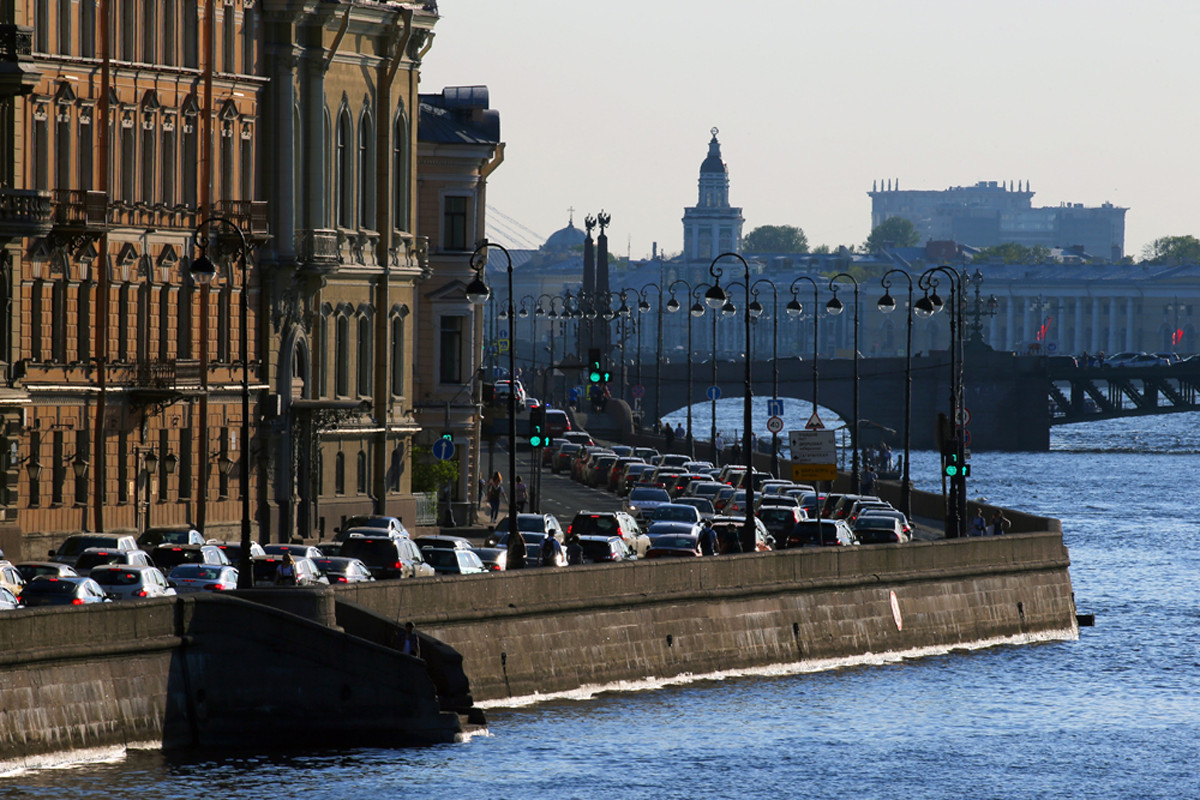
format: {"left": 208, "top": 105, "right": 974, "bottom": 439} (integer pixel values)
{"left": 357, "top": 314, "right": 372, "bottom": 396}
{"left": 334, "top": 451, "right": 345, "bottom": 495}
{"left": 356, "top": 450, "right": 367, "bottom": 494}
{"left": 335, "top": 109, "right": 353, "bottom": 228}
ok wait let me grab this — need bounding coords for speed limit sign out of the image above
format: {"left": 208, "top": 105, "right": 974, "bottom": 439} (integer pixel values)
{"left": 766, "top": 415, "right": 784, "bottom": 434}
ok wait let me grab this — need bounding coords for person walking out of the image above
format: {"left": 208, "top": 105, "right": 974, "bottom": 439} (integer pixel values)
{"left": 400, "top": 621, "right": 421, "bottom": 659}
{"left": 989, "top": 509, "right": 1012, "bottom": 536}
{"left": 862, "top": 465, "right": 877, "bottom": 496}
{"left": 971, "top": 508, "right": 988, "bottom": 537}
{"left": 714, "top": 433, "right": 725, "bottom": 465}
{"left": 486, "top": 472, "right": 505, "bottom": 524}
{"left": 514, "top": 476, "right": 528, "bottom": 513}
{"left": 566, "top": 534, "right": 584, "bottom": 565}
{"left": 274, "top": 552, "right": 298, "bottom": 586}
{"left": 539, "top": 534, "right": 563, "bottom": 567}
{"left": 508, "top": 530, "right": 528, "bottom": 570}
{"left": 699, "top": 519, "right": 718, "bottom": 556}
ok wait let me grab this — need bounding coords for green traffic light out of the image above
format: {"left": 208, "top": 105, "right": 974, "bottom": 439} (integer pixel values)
{"left": 530, "top": 435, "right": 544, "bottom": 447}
{"left": 589, "top": 371, "right": 602, "bottom": 383}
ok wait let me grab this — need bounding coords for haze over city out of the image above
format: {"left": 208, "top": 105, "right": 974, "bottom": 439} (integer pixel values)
{"left": 425, "top": 0, "right": 1198, "bottom": 260}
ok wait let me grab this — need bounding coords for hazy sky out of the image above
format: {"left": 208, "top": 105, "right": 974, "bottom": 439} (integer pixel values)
{"left": 423, "top": 0, "right": 1198, "bottom": 260}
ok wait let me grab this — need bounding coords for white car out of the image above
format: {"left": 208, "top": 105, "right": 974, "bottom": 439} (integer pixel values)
{"left": 89, "top": 565, "right": 177, "bottom": 600}
{"left": 493, "top": 379, "right": 527, "bottom": 408}
{"left": 624, "top": 486, "right": 672, "bottom": 521}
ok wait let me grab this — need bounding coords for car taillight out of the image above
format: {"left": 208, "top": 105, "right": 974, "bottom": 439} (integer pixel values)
{"left": 393, "top": 561, "right": 403, "bottom": 570}
{"left": 135, "top": 589, "right": 148, "bottom": 597}
{"left": 205, "top": 583, "right": 225, "bottom": 591}
{"left": 72, "top": 598, "right": 85, "bottom": 605}
{"left": 567, "top": 524, "right": 573, "bottom": 535}
{"left": 334, "top": 576, "right": 348, "bottom": 583}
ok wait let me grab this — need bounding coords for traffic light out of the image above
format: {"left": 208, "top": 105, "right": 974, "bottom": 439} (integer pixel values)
{"left": 942, "top": 450, "right": 971, "bottom": 478}
{"left": 587, "top": 347, "right": 611, "bottom": 384}
{"left": 528, "top": 406, "right": 550, "bottom": 448}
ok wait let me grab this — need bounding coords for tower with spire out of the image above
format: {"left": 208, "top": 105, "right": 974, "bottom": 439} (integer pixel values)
{"left": 682, "top": 127, "right": 744, "bottom": 263}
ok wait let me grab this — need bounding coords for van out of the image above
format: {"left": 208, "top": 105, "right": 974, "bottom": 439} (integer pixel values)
{"left": 544, "top": 408, "right": 570, "bottom": 437}
{"left": 50, "top": 533, "right": 138, "bottom": 568}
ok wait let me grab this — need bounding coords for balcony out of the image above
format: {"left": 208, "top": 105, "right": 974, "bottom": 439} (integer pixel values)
{"left": 213, "top": 200, "right": 270, "bottom": 242}
{"left": 295, "top": 229, "right": 341, "bottom": 275}
{"left": 0, "top": 25, "right": 41, "bottom": 97}
{"left": 0, "top": 188, "right": 52, "bottom": 241}
{"left": 50, "top": 189, "right": 109, "bottom": 232}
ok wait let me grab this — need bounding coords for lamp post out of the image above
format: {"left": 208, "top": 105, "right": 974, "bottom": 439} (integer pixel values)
{"left": 964, "top": 268, "right": 998, "bottom": 350}
{"left": 750, "top": 279, "right": 780, "bottom": 477}
{"left": 545, "top": 295, "right": 567, "bottom": 405}
{"left": 469, "top": 241, "right": 521, "bottom": 565}
{"left": 708, "top": 253, "right": 759, "bottom": 555}
{"left": 826, "top": 273, "right": 860, "bottom": 493}
{"left": 788, "top": 275, "right": 822, "bottom": 514}
{"left": 878, "top": 269, "right": 914, "bottom": 519}
{"left": 666, "top": 279, "right": 704, "bottom": 456}
{"left": 614, "top": 290, "right": 632, "bottom": 403}
{"left": 916, "top": 266, "right": 966, "bottom": 539}
{"left": 190, "top": 216, "right": 253, "bottom": 589}
{"left": 518, "top": 294, "right": 537, "bottom": 392}
{"left": 638, "top": 283, "right": 664, "bottom": 427}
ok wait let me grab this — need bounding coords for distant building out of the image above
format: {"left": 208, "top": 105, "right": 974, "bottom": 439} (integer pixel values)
{"left": 868, "top": 180, "right": 1127, "bottom": 261}
{"left": 682, "top": 128, "right": 744, "bottom": 264}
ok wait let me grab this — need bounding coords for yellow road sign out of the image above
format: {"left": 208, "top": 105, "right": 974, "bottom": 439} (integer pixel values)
{"left": 792, "top": 463, "right": 837, "bottom": 482}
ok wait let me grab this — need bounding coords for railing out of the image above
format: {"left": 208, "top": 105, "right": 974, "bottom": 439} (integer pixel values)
{"left": 130, "top": 359, "right": 201, "bottom": 389}
{"left": 0, "top": 24, "right": 33, "bottom": 59}
{"left": 50, "top": 189, "right": 108, "bottom": 228}
{"left": 0, "top": 189, "right": 52, "bottom": 235}
{"left": 296, "top": 229, "right": 340, "bottom": 269}
{"left": 412, "top": 492, "right": 438, "bottom": 527}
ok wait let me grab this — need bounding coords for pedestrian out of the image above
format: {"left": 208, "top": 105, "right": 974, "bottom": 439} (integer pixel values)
{"left": 514, "top": 476, "right": 528, "bottom": 513}
{"left": 715, "top": 433, "right": 725, "bottom": 465}
{"left": 274, "top": 552, "right": 298, "bottom": 585}
{"left": 400, "top": 621, "right": 421, "bottom": 659}
{"left": 539, "top": 534, "right": 563, "bottom": 567}
{"left": 731, "top": 440, "right": 741, "bottom": 462}
{"left": 508, "top": 530, "right": 528, "bottom": 569}
{"left": 699, "top": 519, "right": 718, "bottom": 556}
{"left": 675, "top": 422, "right": 685, "bottom": 439}
{"left": 989, "top": 509, "right": 1012, "bottom": 536}
{"left": 486, "top": 472, "right": 505, "bottom": 523}
{"left": 566, "top": 534, "right": 584, "bottom": 565}
{"left": 862, "top": 465, "right": 877, "bottom": 496}
{"left": 477, "top": 475, "right": 486, "bottom": 508}
{"left": 664, "top": 423, "right": 675, "bottom": 448}
{"left": 971, "top": 508, "right": 988, "bottom": 536}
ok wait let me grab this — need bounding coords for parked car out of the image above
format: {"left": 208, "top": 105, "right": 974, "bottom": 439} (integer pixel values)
{"left": 310, "top": 557, "right": 375, "bottom": 584}
{"left": 643, "top": 533, "right": 702, "bottom": 559}
{"left": 73, "top": 547, "right": 155, "bottom": 576}
{"left": 336, "top": 515, "right": 409, "bottom": 540}
{"left": 49, "top": 534, "right": 138, "bottom": 568}
{"left": 568, "top": 511, "right": 649, "bottom": 557}
{"left": 423, "top": 548, "right": 487, "bottom": 575}
{"left": 167, "top": 564, "right": 241, "bottom": 592}
{"left": 338, "top": 535, "right": 433, "bottom": 580}
{"left": 15, "top": 561, "right": 79, "bottom": 583}
{"left": 90, "top": 565, "right": 176, "bottom": 600}
{"left": 786, "top": 519, "right": 859, "bottom": 548}
{"left": 575, "top": 534, "right": 636, "bottom": 564}
{"left": 249, "top": 555, "right": 329, "bottom": 586}
{"left": 852, "top": 516, "right": 910, "bottom": 544}
{"left": 136, "top": 525, "right": 205, "bottom": 550}
{"left": 624, "top": 486, "right": 672, "bottom": 521}
{"left": 150, "top": 544, "right": 231, "bottom": 572}
{"left": 20, "top": 575, "right": 111, "bottom": 606}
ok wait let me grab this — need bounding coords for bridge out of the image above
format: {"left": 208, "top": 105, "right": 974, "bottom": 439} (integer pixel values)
{"left": 627, "top": 351, "right": 1200, "bottom": 452}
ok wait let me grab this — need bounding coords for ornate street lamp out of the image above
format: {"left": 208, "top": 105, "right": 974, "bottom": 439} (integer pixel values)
{"left": 878, "top": 269, "right": 914, "bottom": 519}
{"left": 190, "top": 216, "right": 253, "bottom": 589}
{"left": 750, "top": 278, "right": 780, "bottom": 477}
{"left": 667, "top": 279, "right": 704, "bottom": 456}
{"left": 826, "top": 273, "right": 860, "bottom": 493}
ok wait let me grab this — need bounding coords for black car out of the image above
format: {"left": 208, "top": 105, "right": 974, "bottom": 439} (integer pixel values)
{"left": 150, "top": 544, "right": 231, "bottom": 572}
{"left": 787, "top": 519, "right": 859, "bottom": 548}
{"left": 339, "top": 535, "right": 434, "bottom": 579}
{"left": 19, "top": 575, "right": 110, "bottom": 606}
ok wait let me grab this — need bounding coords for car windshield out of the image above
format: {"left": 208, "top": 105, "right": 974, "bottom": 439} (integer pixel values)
{"left": 651, "top": 506, "right": 699, "bottom": 522}
{"left": 58, "top": 536, "right": 121, "bottom": 556}
{"left": 423, "top": 549, "right": 460, "bottom": 568}
{"left": 654, "top": 536, "right": 697, "bottom": 549}
{"left": 571, "top": 516, "right": 619, "bottom": 536}
{"left": 24, "top": 578, "right": 77, "bottom": 595}
{"left": 171, "top": 565, "right": 225, "bottom": 580}
{"left": 340, "top": 540, "right": 398, "bottom": 562}
{"left": 75, "top": 551, "right": 124, "bottom": 571}
{"left": 630, "top": 488, "right": 670, "bottom": 502}
{"left": 579, "top": 540, "right": 616, "bottom": 559}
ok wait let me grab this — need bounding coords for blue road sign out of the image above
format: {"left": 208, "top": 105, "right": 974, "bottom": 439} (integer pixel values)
{"left": 432, "top": 438, "right": 456, "bottom": 461}
{"left": 706, "top": 385, "right": 722, "bottom": 401}
{"left": 767, "top": 398, "right": 784, "bottom": 416}
{"left": 632, "top": 384, "right": 645, "bottom": 399}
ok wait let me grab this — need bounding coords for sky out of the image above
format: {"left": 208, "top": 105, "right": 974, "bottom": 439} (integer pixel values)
{"left": 423, "top": 0, "right": 1200, "bottom": 261}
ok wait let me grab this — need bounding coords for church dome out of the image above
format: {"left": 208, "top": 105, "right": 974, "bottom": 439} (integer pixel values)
{"left": 542, "top": 217, "right": 586, "bottom": 251}
{"left": 699, "top": 127, "right": 727, "bottom": 175}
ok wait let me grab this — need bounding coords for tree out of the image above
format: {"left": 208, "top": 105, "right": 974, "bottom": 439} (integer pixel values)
{"left": 743, "top": 225, "right": 808, "bottom": 253}
{"left": 864, "top": 216, "right": 920, "bottom": 252}
{"left": 1142, "top": 235, "right": 1200, "bottom": 264}
{"left": 972, "top": 243, "right": 1051, "bottom": 264}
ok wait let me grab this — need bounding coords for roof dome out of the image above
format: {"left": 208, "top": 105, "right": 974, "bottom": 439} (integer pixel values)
{"left": 700, "top": 127, "right": 726, "bottom": 175}
{"left": 542, "top": 216, "right": 586, "bottom": 251}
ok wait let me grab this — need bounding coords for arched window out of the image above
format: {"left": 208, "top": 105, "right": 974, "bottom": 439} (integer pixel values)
{"left": 334, "top": 451, "right": 345, "bottom": 495}
{"left": 358, "top": 108, "right": 375, "bottom": 230}
{"left": 162, "top": 121, "right": 176, "bottom": 205}
{"left": 158, "top": 283, "right": 171, "bottom": 360}
{"left": 390, "top": 314, "right": 405, "bottom": 396}
{"left": 335, "top": 109, "right": 352, "bottom": 228}
{"left": 78, "top": 109, "right": 92, "bottom": 191}
{"left": 316, "top": 310, "right": 329, "bottom": 397}
{"left": 141, "top": 114, "right": 156, "bottom": 203}
{"left": 357, "top": 314, "right": 371, "bottom": 396}
{"left": 356, "top": 450, "right": 367, "bottom": 494}
{"left": 55, "top": 106, "right": 71, "bottom": 191}
{"left": 335, "top": 313, "right": 349, "bottom": 396}
{"left": 392, "top": 112, "right": 409, "bottom": 231}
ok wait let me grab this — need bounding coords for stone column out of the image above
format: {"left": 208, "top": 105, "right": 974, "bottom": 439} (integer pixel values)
{"left": 1108, "top": 297, "right": 1119, "bottom": 353}
{"left": 1091, "top": 297, "right": 1102, "bottom": 353}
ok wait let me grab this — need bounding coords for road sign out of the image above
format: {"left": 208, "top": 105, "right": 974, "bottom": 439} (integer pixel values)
{"left": 766, "top": 415, "right": 784, "bottom": 434}
{"left": 788, "top": 429, "right": 837, "bottom": 481}
{"left": 706, "top": 385, "right": 722, "bottom": 401}
{"left": 431, "top": 438, "right": 456, "bottom": 461}
{"left": 632, "top": 384, "right": 645, "bottom": 399}
{"left": 805, "top": 412, "right": 824, "bottom": 430}
{"left": 963, "top": 429, "right": 972, "bottom": 448}
{"left": 767, "top": 398, "right": 784, "bottom": 417}
{"left": 957, "top": 407, "right": 972, "bottom": 427}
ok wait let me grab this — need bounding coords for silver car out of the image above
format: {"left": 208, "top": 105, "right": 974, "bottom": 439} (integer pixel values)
{"left": 90, "top": 565, "right": 177, "bottom": 600}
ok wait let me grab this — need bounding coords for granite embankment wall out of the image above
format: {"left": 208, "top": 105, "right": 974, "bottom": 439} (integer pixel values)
{"left": 338, "top": 531, "right": 1078, "bottom": 701}
{"left": 0, "top": 592, "right": 461, "bottom": 770}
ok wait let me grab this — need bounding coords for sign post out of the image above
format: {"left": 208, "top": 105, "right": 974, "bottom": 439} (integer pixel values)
{"left": 788, "top": 429, "right": 837, "bottom": 482}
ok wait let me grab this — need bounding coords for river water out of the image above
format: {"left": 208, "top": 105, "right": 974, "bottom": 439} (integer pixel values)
{"left": 5, "top": 407, "right": 1198, "bottom": 799}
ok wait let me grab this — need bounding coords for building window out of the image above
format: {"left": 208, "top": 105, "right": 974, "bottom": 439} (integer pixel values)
{"left": 182, "top": 2, "right": 198, "bottom": 67}
{"left": 51, "top": 431, "right": 64, "bottom": 506}
{"left": 30, "top": 280, "right": 43, "bottom": 361}
{"left": 358, "top": 110, "right": 375, "bottom": 230}
{"left": 316, "top": 312, "right": 328, "bottom": 397}
{"left": 439, "top": 315, "right": 464, "bottom": 384}
{"left": 33, "top": 0, "right": 49, "bottom": 53}
{"left": 356, "top": 450, "right": 367, "bottom": 494}
{"left": 143, "top": 0, "right": 157, "bottom": 63}
{"left": 218, "top": 426, "right": 230, "bottom": 498}
{"left": 141, "top": 117, "right": 156, "bottom": 203}
{"left": 240, "top": 132, "right": 252, "bottom": 203}
{"left": 81, "top": 0, "right": 95, "bottom": 57}
{"left": 390, "top": 316, "right": 404, "bottom": 396}
{"left": 158, "top": 429, "right": 169, "bottom": 501}
{"left": 334, "top": 451, "right": 345, "bottom": 495}
{"left": 78, "top": 112, "right": 92, "bottom": 191}
{"left": 120, "top": 119, "right": 135, "bottom": 201}
{"left": 117, "top": 430, "right": 129, "bottom": 503}
{"left": 178, "top": 272, "right": 192, "bottom": 359}
{"left": 137, "top": 282, "right": 150, "bottom": 360}
{"left": 393, "top": 114, "right": 409, "bottom": 230}
{"left": 388, "top": 447, "right": 401, "bottom": 492}
{"left": 357, "top": 315, "right": 371, "bottom": 396}
{"left": 442, "top": 196, "right": 469, "bottom": 251}
{"left": 335, "top": 111, "right": 352, "bottom": 228}
{"left": 55, "top": 111, "right": 71, "bottom": 191}
{"left": 242, "top": 4, "right": 256, "bottom": 74}
{"left": 181, "top": 110, "right": 197, "bottom": 206}
{"left": 77, "top": 282, "right": 91, "bottom": 363}
{"left": 51, "top": 278, "right": 67, "bottom": 362}
{"left": 158, "top": 285, "right": 170, "bottom": 360}
{"left": 162, "top": 126, "right": 175, "bottom": 205}
{"left": 32, "top": 110, "right": 49, "bottom": 190}
{"left": 217, "top": 280, "right": 231, "bottom": 361}
{"left": 223, "top": 3, "right": 235, "bottom": 73}
{"left": 28, "top": 431, "right": 42, "bottom": 507}
{"left": 178, "top": 431, "right": 191, "bottom": 500}
{"left": 335, "top": 314, "right": 349, "bottom": 396}
{"left": 73, "top": 431, "right": 87, "bottom": 506}
{"left": 162, "top": 0, "right": 175, "bottom": 66}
